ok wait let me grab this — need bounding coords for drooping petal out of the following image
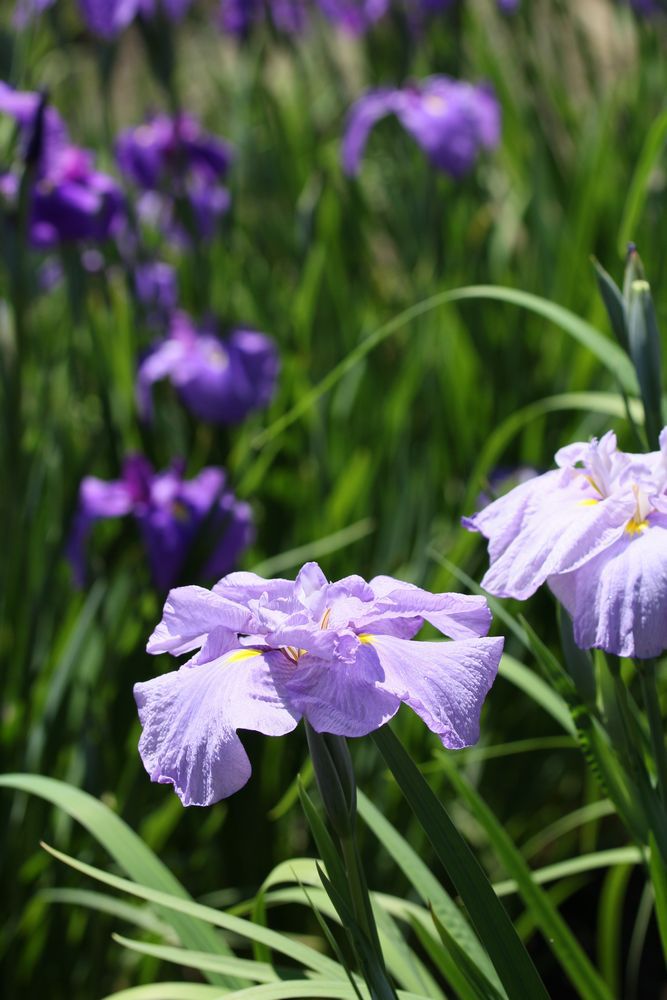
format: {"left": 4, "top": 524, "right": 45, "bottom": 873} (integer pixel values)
{"left": 464, "top": 469, "right": 636, "bottom": 600}
{"left": 136, "top": 337, "right": 188, "bottom": 420}
{"left": 147, "top": 585, "right": 253, "bottom": 656}
{"left": 286, "top": 645, "right": 400, "bottom": 736}
{"left": 365, "top": 577, "right": 492, "bottom": 639}
{"left": 548, "top": 516, "right": 667, "bottom": 659}
{"left": 134, "top": 648, "right": 300, "bottom": 806}
{"left": 367, "top": 633, "right": 503, "bottom": 748}
{"left": 341, "top": 88, "right": 401, "bottom": 176}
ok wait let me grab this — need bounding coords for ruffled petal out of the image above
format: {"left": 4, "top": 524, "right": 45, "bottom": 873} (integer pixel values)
{"left": 548, "top": 516, "right": 667, "bottom": 659}
{"left": 465, "top": 469, "right": 636, "bottom": 599}
{"left": 367, "top": 633, "right": 503, "bottom": 748}
{"left": 213, "top": 571, "right": 294, "bottom": 603}
{"left": 365, "top": 578, "right": 492, "bottom": 639}
{"left": 147, "top": 586, "right": 253, "bottom": 657}
{"left": 285, "top": 645, "right": 400, "bottom": 736}
{"left": 134, "top": 648, "right": 300, "bottom": 806}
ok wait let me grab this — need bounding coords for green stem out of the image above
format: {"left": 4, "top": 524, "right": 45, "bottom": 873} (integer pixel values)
{"left": 638, "top": 660, "right": 667, "bottom": 806}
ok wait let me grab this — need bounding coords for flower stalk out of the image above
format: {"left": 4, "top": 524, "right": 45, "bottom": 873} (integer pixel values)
{"left": 305, "top": 721, "right": 397, "bottom": 1000}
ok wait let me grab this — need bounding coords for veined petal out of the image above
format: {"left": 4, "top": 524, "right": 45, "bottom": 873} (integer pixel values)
{"left": 147, "top": 586, "right": 253, "bottom": 657}
{"left": 134, "top": 649, "right": 300, "bottom": 806}
{"left": 548, "top": 515, "right": 667, "bottom": 659}
{"left": 285, "top": 646, "right": 399, "bottom": 737}
{"left": 465, "top": 470, "right": 635, "bottom": 599}
{"left": 367, "top": 634, "right": 503, "bottom": 748}
{"left": 365, "top": 579, "right": 492, "bottom": 639}
{"left": 213, "top": 571, "right": 294, "bottom": 603}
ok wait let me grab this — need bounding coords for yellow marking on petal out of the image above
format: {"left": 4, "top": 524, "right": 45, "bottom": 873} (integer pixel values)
{"left": 358, "top": 634, "right": 375, "bottom": 644}
{"left": 226, "top": 648, "right": 261, "bottom": 663}
{"left": 583, "top": 475, "right": 602, "bottom": 495}
{"left": 578, "top": 498, "right": 599, "bottom": 507}
{"left": 320, "top": 607, "right": 332, "bottom": 630}
{"left": 626, "top": 518, "right": 649, "bottom": 536}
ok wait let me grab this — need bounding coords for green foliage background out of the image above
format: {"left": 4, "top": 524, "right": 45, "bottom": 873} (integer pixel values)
{"left": 2, "top": 1, "right": 667, "bottom": 996}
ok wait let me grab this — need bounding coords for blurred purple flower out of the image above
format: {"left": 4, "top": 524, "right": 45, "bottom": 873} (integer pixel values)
{"left": 465, "top": 430, "right": 667, "bottom": 659}
{"left": 219, "top": 0, "right": 308, "bottom": 36}
{"left": 13, "top": 0, "right": 55, "bottom": 29}
{"left": 137, "top": 311, "right": 279, "bottom": 424}
{"left": 317, "top": 0, "right": 389, "bottom": 33}
{"left": 134, "top": 260, "right": 179, "bottom": 326}
{"left": 342, "top": 76, "right": 501, "bottom": 178}
{"left": 116, "top": 113, "right": 233, "bottom": 242}
{"left": 135, "top": 561, "right": 503, "bottom": 805}
{"left": 69, "top": 455, "right": 253, "bottom": 591}
{"left": 0, "top": 82, "right": 124, "bottom": 247}
{"left": 78, "top": 0, "right": 194, "bottom": 39}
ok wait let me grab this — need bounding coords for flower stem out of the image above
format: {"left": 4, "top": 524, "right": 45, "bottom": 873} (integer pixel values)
{"left": 638, "top": 660, "right": 667, "bottom": 806}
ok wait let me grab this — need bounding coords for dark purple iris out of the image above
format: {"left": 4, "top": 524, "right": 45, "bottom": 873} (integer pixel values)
{"left": 116, "top": 113, "right": 233, "bottom": 243}
{"left": 0, "top": 82, "right": 124, "bottom": 247}
{"left": 137, "top": 311, "right": 279, "bottom": 425}
{"left": 69, "top": 455, "right": 254, "bottom": 591}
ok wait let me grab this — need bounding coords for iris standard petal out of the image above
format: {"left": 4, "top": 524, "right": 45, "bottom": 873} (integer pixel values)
{"left": 285, "top": 646, "right": 400, "bottom": 737}
{"left": 367, "top": 633, "right": 503, "bottom": 748}
{"left": 548, "top": 516, "right": 667, "bottom": 658}
{"left": 134, "top": 648, "right": 300, "bottom": 806}
{"left": 147, "top": 585, "right": 253, "bottom": 656}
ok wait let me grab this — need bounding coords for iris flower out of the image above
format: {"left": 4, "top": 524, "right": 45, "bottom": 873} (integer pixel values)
{"left": 0, "top": 82, "right": 124, "bottom": 247}
{"left": 136, "top": 311, "right": 279, "bottom": 424}
{"left": 465, "top": 430, "right": 667, "bottom": 658}
{"left": 69, "top": 455, "right": 253, "bottom": 592}
{"left": 135, "top": 562, "right": 503, "bottom": 805}
{"left": 342, "top": 76, "right": 500, "bottom": 178}
{"left": 116, "top": 113, "right": 233, "bottom": 243}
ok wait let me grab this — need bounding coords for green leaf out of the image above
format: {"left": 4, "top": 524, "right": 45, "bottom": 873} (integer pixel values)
{"left": 618, "top": 108, "right": 667, "bottom": 256}
{"left": 251, "top": 287, "right": 636, "bottom": 450}
{"left": 38, "top": 887, "right": 174, "bottom": 938}
{"left": 111, "top": 934, "right": 282, "bottom": 983}
{"left": 499, "top": 655, "right": 575, "bottom": 735}
{"left": 100, "top": 986, "right": 232, "bottom": 1000}
{"left": 250, "top": 519, "right": 374, "bottom": 578}
{"left": 592, "top": 258, "right": 628, "bottom": 352}
{"left": 444, "top": 764, "right": 613, "bottom": 1000}
{"left": 492, "top": 847, "right": 642, "bottom": 897}
{"left": 0, "top": 774, "right": 238, "bottom": 988}
{"left": 40, "top": 841, "right": 347, "bottom": 981}
{"left": 648, "top": 833, "right": 667, "bottom": 966}
{"left": 371, "top": 726, "right": 550, "bottom": 1000}
{"left": 597, "top": 864, "right": 633, "bottom": 996}
{"left": 429, "top": 907, "right": 505, "bottom": 1000}
{"left": 356, "top": 790, "right": 500, "bottom": 993}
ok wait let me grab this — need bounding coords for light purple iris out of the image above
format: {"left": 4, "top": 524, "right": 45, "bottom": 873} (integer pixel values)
{"left": 69, "top": 455, "right": 253, "bottom": 592}
{"left": 116, "top": 113, "right": 232, "bottom": 243}
{"left": 0, "top": 82, "right": 124, "bottom": 247}
{"left": 465, "top": 430, "right": 667, "bottom": 659}
{"left": 135, "top": 561, "right": 503, "bottom": 805}
{"left": 137, "top": 311, "right": 279, "bottom": 424}
{"left": 342, "top": 76, "right": 501, "bottom": 178}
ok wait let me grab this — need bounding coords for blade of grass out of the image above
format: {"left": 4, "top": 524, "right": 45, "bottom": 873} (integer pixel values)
{"left": 371, "top": 725, "right": 550, "bottom": 1000}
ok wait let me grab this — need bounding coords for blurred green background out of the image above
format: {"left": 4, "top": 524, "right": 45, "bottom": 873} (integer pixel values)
{"left": 1, "top": 1, "right": 666, "bottom": 996}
